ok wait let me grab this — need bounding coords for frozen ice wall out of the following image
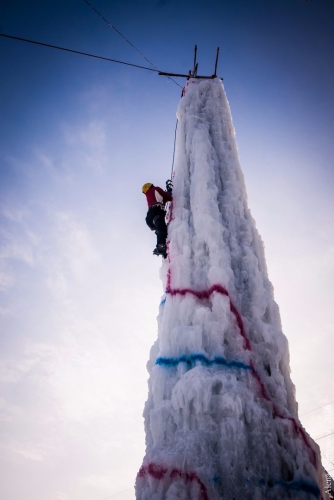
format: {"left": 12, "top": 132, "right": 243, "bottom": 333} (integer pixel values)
{"left": 136, "top": 79, "right": 325, "bottom": 499}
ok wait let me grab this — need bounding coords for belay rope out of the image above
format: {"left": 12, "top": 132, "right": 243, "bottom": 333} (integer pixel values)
{"left": 163, "top": 119, "right": 178, "bottom": 227}
{"left": 165, "top": 119, "right": 178, "bottom": 196}
{"left": 171, "top": 119, "right": 178, "bottom": 179}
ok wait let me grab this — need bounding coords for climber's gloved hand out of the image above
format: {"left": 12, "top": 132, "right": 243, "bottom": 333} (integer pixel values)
{"left": 166, "top": 179, "right": 173, "bottom": 195}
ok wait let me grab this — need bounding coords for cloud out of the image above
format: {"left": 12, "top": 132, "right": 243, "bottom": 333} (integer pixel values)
{"left": 0, "top": 440, "right": 44, "bottom": 462}
{"left": 79, "top": 473, "right": 119, "bottom": 489}
{"left": 0, "top": 197, "right": 99, "bottom": 298}
{"left": 0, "top": 396, "right": 24, "bottom": 423}
{"left": 78, "top": 121, "right": 106, "bottom": 150}
{"left": 0, "top": 237, "right": 34, "bottom": 265}
{"left": 54, "top": 494, "right": 69, "bottom": 500}
{"left": 0, "top": 269, "right": 14, "bottom": 291}
{"left": 1, "top": 206, "right": 32, "bottom": 224}
{"left": 13, "top": 442, "right": 45, "bottom": 462}
{"left": 62, "top": 120, "right": 108, "bottom": 173}
{"left": 29, "top": 334, "right": 125, "bottom": 422}
{"left": 0, "top": 206, "right": 37, "bottom": 291}
{"left": 34, "top": 149, "right": 55, "bottom": 173}
{"left": 0, "top": 357, "right": 38, "bottom": 385}
{"left": 54, "top": 210, "right": 98, "bottom": 277}
{"left": 43, "top": 210, "right": 98, "bottom": 303}
{"left": 79, "top": 84, "right": 111, "bottom": 114}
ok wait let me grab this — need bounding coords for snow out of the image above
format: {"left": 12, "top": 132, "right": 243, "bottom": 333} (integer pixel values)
{"left": 136, "top": 78, "right": 326, "bottom": 499}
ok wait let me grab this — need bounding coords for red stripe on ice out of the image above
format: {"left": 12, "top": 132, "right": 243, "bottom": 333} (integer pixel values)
{"left": 166, "top": 283, "right": 251, "bottom": 351}
{"left": 170, "top": 468, "right": 209, "bottom": 500}
{"left": 165, "top": 276, "right": 317, "bottom": 467}
{"left": 137, "top": 462, "right": 167, "bottom": 480}
{"left": 249, "top": 359, "right": 271, "bottom": 402}
{"left": 249, "top": 362, "right": 317, "bottom": 465}
{"left": 273, "top": 412, "right": 317, "bottom": 467}
{"left": 137, "top": 463, "right": 209, "bottom": 500}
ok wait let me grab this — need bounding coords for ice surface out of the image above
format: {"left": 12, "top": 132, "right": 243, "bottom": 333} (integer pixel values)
{"left": 136, "top": 79, "right": 326, "bottom": 499}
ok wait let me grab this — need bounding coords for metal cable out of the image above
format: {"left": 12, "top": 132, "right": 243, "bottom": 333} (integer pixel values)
{"left": 100, "top": 487, "right": 132, "bottom": 500}
{"left": 0, "top": 33, "right": 159, "bottom": 72}
{"left": 314, "top": 431, "right": 334, "bottom": 442}
{"left": 83, "top": 0, "right": 182, "bottom": 88}
{"left": 300, "top": 399, "right": 334, "bottom": 417}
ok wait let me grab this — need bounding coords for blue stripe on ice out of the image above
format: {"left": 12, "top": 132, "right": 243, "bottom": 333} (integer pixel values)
{"left": 278, "top": 479, "right": 320, "bottom": 497}
{"left": 254, "top": 477, "right": 320, "bottom": 498}
{"left": 155, "top": 354, "right": 252, "bottom": 371}
{"left": 160, "top": 297, "right": 166, "bottom": 306}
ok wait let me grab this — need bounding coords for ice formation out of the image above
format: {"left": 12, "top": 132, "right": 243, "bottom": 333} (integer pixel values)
{"left": 136, "top": 78, "right": 325, "bottom": 499}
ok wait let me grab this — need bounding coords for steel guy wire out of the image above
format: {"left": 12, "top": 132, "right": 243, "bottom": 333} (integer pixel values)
{"left": 314, "top": 431, "right": 334, "bottom": 442}
{"left": 100, "top": 487, "right": 132, "bottom": 499}
{"left": 0, "top": 33, "right": 159, "bottom": 72}
{"left": 300, "top": 399, "right": 334, "bottom": 417}
{"left": 83, "top": 0, "right": 182, "bottom": 88}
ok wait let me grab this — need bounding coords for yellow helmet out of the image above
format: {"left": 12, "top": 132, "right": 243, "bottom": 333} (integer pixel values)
{"left": 142, "top": 183, "right": 153, "bottom": 194}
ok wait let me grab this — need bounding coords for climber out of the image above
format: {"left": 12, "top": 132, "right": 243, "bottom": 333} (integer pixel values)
{"left": 142, "top": 181, "right": 173, "bottom": 258}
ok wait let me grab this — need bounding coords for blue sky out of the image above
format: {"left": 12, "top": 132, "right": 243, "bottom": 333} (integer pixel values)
{"left": 0, "top": 1, "right": 333, "bottom": 499}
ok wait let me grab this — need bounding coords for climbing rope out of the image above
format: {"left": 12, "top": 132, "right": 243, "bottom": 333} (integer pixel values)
{"left": 171, "top": 119, "right": 178, "bottom": 178}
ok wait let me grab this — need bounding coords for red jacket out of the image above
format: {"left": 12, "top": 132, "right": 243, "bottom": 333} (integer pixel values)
{"left": 145, "top": 185, "right": 172, "bottom": 208}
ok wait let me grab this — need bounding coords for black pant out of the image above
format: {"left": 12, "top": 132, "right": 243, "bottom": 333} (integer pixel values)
{"left": 145, "top": 207, "right": 167, "bottom": 246}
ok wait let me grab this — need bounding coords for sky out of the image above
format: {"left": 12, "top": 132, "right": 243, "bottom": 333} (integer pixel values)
{"left": 0, "top": 0, "right": 333, "bottom": 499}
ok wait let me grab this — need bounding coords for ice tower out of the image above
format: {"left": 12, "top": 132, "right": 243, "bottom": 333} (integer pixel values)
{"left": 136, "top": 78, "right": 325, "bottom": 499}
